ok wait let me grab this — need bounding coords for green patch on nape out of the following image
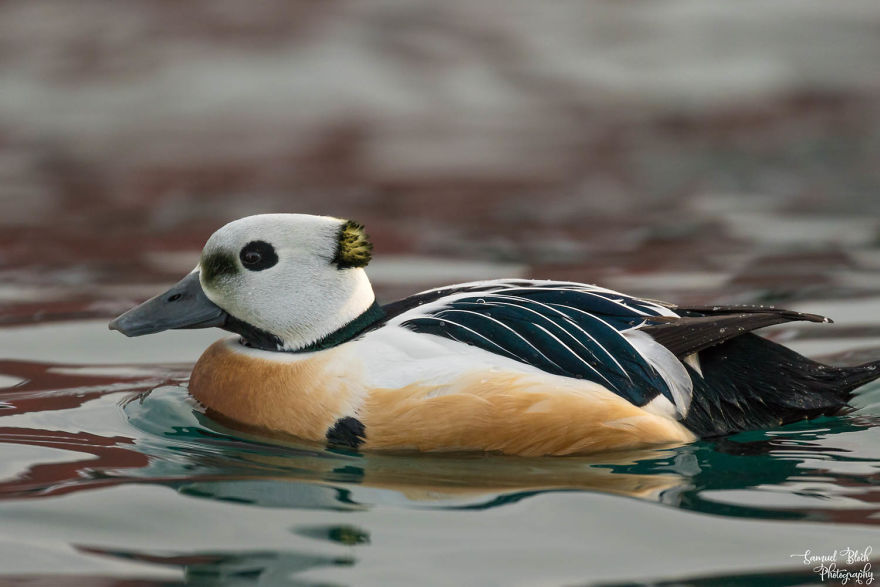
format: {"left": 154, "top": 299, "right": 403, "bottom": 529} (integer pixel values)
{"left": 333, "top": 220, "right": 373, "bottom": 269}
{"left": 201, "top": 250, "right": 238, "bottom": 283}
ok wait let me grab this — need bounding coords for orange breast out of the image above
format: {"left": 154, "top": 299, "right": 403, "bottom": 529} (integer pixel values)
{"left": 189, "top": 338, "right": 363, "bottom": 441}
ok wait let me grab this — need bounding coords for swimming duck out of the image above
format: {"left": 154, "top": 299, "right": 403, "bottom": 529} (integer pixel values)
{"left": 110, "top": 214, "right": 880, "bottom": 456}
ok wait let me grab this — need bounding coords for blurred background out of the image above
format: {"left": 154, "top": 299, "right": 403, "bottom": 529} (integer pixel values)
{"left": 2, "top": 5, "right": 880, "bottom": 583}
{"left": 2, "top": 0, "right": 879, "bottom": 326}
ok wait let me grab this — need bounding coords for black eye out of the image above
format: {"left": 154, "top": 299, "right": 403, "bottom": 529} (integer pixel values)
{"left": 239, "top": 240, "right": 278, "bottom": 271}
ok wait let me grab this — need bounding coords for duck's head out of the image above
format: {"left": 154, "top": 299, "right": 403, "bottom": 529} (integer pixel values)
{"left": 110, "top": 213, "right": 377, "bottom": 352}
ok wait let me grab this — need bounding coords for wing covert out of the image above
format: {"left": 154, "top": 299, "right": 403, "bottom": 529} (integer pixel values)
{"left": 397, "top": 283, "right": 681, "bottom": 407}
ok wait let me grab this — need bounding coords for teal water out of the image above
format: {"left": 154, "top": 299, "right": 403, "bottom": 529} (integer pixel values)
{"left": 1, "top": 319, "right": 879, "bottom": 585}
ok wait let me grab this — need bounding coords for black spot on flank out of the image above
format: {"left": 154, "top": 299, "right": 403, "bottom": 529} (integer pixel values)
{"left": 201, "top": 251, "right": 238, "bottom": 284}
{"left": 240, "top": 240, "right": 278, "bottom": 272}
{"left": 326, "top": 417, "right": 366, "bottom": 449}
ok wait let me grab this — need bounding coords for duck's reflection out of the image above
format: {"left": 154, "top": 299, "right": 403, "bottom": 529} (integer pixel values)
{"left": 76, "top": 544, "right": 356, "bottom": 585}
{"left": 1, "top": 374, "right": 880, "bottom": 525}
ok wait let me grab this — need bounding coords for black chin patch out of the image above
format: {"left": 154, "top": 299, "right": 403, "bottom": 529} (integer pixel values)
{"left": 224, "top": 314, "right": 285, "bottom": 351}
{"left": 326, "top": 417, "right": 366, "bottom": 449}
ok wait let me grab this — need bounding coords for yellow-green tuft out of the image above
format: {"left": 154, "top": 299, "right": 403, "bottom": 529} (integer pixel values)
{"left": 333, "top": 220, "right": 373, "bottom": 269}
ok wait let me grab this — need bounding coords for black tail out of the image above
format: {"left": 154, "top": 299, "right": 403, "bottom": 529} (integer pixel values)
{"left": 682, "top": 333, "right": 880, "bottom": 438}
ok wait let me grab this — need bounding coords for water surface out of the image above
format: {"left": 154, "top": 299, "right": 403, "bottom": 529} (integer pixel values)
{"left": 1, "top": 296, "right": 879, "bottom": 585}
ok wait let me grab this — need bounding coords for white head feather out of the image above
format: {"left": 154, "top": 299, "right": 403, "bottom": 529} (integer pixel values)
{"left": 198, "top": 213, "right": 375, "bottom": 351}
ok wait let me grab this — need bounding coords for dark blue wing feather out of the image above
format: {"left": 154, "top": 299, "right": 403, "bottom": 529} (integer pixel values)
{"left": 444, "top": 300, "right": 627, "bottom": 379}
{"left": 399, "top": 283, "right": 677, "bottom": 406}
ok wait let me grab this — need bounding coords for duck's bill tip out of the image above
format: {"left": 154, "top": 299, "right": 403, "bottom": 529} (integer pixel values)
{"left": 108, "top": 315, "right": 129, "bottom": 334}
{"left": 108, "top": 272, "right": 227, "bottom": 337}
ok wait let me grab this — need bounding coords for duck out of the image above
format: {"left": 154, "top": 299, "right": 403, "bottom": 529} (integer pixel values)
{"left": 109, "top": 213, "right": 880, "bottom": 456}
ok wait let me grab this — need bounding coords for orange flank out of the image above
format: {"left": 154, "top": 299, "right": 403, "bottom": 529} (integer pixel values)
{"left": 360, "top": 372, "right": 695, "bottom": 456}
{"left": 189, "top": 338, "right": 695, "bottom": 456}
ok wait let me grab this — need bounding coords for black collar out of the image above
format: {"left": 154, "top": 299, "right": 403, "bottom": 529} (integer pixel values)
{"left": 224, "top": 302, "right": 386, "bottom": 353}
{"left": 297, "top": 301, "right": 386, "bottom": 353}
